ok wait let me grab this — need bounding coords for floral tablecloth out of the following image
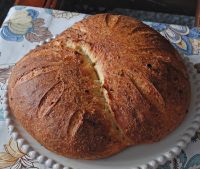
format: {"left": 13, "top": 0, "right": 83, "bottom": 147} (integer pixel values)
{"left": 0, "top": 6, "right": 200, "bottom": 169}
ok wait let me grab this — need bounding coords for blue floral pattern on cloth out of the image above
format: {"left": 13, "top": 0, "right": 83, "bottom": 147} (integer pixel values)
{"left": 149, "top": 23, "right": 200, "bottom": 55}
{"left": 0, "top": 108, "right": 4, "bottom": 121}
{"left": 158, "top": 149, "right": 200, "bottom": 169}
{"left": 0, "top": 9, "right": 52, "bottom": 42}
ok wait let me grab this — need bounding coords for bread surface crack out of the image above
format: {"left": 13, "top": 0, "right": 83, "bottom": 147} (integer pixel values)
{"left": 65, "top": 41, "right": 132, "bottom": 144}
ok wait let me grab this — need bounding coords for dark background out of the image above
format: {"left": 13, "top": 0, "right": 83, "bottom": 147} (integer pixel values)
{"left": 57, "top": 0, "right": 196, "bottom": 16}
{"left": 0, "top": 0, "right": 197, "bottom": 26}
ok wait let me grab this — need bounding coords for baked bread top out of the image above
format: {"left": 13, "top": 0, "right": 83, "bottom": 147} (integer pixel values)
{"left": 8, "top": 14, "right": 190, "bottom": 159}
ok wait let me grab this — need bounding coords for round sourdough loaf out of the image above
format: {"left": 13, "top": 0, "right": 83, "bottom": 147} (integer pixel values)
{"left": 8, "top": 14, "right": 190, "bottom": 159}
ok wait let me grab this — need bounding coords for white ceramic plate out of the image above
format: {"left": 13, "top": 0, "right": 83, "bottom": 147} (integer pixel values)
{"left": 3, "top": 41, "right": 200, "bottom": 169}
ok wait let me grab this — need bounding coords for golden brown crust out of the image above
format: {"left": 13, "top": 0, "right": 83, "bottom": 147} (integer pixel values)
{"left": 8, "top": 14, "right": 190, "bottom": 159}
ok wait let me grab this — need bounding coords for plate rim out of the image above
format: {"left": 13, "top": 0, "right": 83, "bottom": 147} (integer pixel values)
{"left": 3, "top": 38, "right": 200, "bottom": 169}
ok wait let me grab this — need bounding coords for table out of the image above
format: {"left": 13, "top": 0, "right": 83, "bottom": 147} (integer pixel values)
{"left": 0, "top": 6, "right": 200, "bottom": 169}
